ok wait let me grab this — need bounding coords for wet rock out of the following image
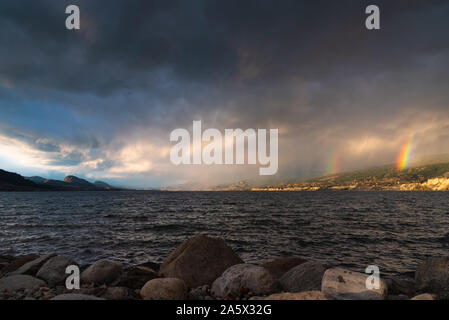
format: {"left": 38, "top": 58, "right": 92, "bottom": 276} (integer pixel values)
{"left": 159, "top": 234, "right": 243, "bottom": 288}
{"left": 262, "top": 257, "right": 308, "bottom": 280}
{"left": 0, "top": 275, "right": 46, "bottom": 292}
{"left": 411, "top": 293, "right": 438, "bottom": 300}
{"left": 140, "top": 278, "right": 188, "bottom": 300}
{"left": 279, "top": 261, "right": 328, "bottom": 292}
{"left": 9, "top": 254, "right": 56, "bottom": 276}
{"left": 81, "top": 259, "right": 123, "bottom": 286}
{"left": 118, "top": 266, "right": 157, "bottom": 290}
{"left": 51, "top": 294, "right": 105, "bottom": 300}
{"left": 415, "top": 257, "right": 449, "bottom": 295}
{"left": 321, "top": 267, "right": 388, "bottom": 300}
{"left": 211, "top": 264, "right": 276, "bottom": 299}
{"left": 1, "top": 254, "right": 39, "bottom": 275}
{"left": 265, "top": 291, "right": 327, "bottom": 300}
{"left": 36, "top": 256, "right": 76, "bottom": 287}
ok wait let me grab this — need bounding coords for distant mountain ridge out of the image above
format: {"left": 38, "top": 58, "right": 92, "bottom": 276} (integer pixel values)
{"left": 253, "top": 155, "right": 449, "bottom": 191}
{"left": 0, "top": 169, "right": 116, "bottom": 191}
{"left": 193, "top": 154, "right": 449, "bottom": 191}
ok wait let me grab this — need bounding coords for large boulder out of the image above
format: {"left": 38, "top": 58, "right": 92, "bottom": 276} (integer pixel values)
{"left": 265, "top": 291, "right": 327, "bottom": 300}
{"left": 51, "top": 294, "right": 105, "bottom": 300}
{"left": 118, "top": 266, "right": 157, "bottom": 290}
{"left": 321, "top": 268, "right": 388, "bottom": 300}
{"left": 36, "top": 256, "right": 76, "bottom": 287}
{"left": 9, "top": 254, "right": 56, "bottom": 276}
{"left": 0, "top": 275, "right": 46, "bottom": 292}
{"left": 159, "top": 235, "right": 243, "bottom": 288}
{"left": 262, "top": 257, "right": 307, "bottom": 280}
{"left": 140, "top": 278, "right": 188, "bottom": 300}
{"left": 415, "top": 257, "right": 449, "bottom": 295}
{"left": 1, "top": 254, "right": 39, "bottom": 275}
{"left": 81, "top": 259, "right": 123, "bottom": 286}
{"left": 279, "top": 261, "right": 327, "bottom": 292}
{"left": 211, "top": 264, "right": 276, "bottom": 299}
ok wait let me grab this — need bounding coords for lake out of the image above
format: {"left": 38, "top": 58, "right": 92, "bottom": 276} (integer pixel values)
{"left": 1, "top": 191, "right": 449, "bottom": 276}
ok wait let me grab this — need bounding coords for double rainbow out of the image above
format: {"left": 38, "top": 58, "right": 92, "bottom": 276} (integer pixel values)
{"left": 397, "top": 134, "right": 414, "bottom": 171}
{"left": 328, "top": 149, "right": 339, "bottom": 175}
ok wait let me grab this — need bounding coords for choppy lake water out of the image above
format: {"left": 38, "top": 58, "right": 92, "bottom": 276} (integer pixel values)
{"left": 1, "top": 191, "right": 449, "bottom": 275}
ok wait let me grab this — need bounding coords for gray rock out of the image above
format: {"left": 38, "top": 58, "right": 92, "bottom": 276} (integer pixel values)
{"left": 9, "top": 254, "right": 56, "bottom": 276}
{"left": 211, "top": 264, "right": 276, "bottom": 299}
{"left": 36, "top": 256, "right": 76, "bottom": 287}
{"left": 0, "top": 275, "right": 46, "bottom": 292}
{"left": 159, "top": 234, "right": 243, "bottom": 288}
{"left": 321, "top": 267, "right": 388, "bottom": 300}
{"left": 51, "top": 294, "right": 105, "bottom": 300}
{"left": 81, "top": 259, "right": 123, "bottom": 286}
{"left": 262, "top": 257, "right": 308, "bottom": 280}
{"left": 415, "top": 257, "right": 449, "bottom": 295}
{"left": 279, "top": 261, "right": 327, "bottom": 292}
{"left": 140, "top": 278, "right": 188, "bottom": 300}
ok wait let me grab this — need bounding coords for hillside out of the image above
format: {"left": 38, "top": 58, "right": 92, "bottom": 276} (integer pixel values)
{"left": 0, "top": 169, "right": 118, "bottom": 192}
{"left": 253, "top": 161, "right": 449, "bottom": 191}
{"left": 0, "top": 170, "right": 41, "bottom": 191}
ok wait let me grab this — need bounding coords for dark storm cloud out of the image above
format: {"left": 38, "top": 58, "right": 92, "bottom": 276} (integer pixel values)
{"left": 1, "top": 0, "right": 449, "bottom": 186}
{"left": 0, "top": 0, "right": 446, "bottom": 96}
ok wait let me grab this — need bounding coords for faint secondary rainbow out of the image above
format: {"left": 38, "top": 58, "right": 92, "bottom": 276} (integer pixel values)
{"left": 397, "top": 134, "right": 415, "bottom": 171}
{"left": 327, "top": 149, "right": 340, "bottom": 175}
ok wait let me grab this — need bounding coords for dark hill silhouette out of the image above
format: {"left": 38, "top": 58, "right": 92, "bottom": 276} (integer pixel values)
{"left": 0, "top": 169, "right": 119, "bottom": 192}
{"left": 0, "top": 169, "right": 40, "bottom": 191}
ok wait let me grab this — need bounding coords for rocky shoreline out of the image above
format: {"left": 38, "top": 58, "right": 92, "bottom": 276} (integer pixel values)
{"left": 1, "top": 234, "right": 448, "bottom": 300}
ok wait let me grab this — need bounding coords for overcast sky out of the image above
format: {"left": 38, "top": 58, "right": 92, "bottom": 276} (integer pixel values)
{"left": 1, "top": 0, "right": 449, "bottom": 188}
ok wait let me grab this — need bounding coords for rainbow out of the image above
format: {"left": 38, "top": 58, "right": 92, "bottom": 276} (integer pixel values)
{"left": 328, "top": 149, "right": 339, "bottom": 175}
{"left": 397, "top": 134, "right": 414, "bottom": 171}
